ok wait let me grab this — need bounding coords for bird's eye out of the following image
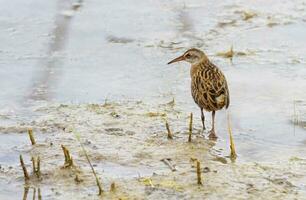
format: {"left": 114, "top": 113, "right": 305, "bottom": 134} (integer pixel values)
{"left": 185, "top": 53, "right": 191, "bottom": 58}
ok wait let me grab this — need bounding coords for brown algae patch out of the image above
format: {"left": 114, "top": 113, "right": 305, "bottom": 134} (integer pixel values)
{"left": 216, "top": 46, "right": 255, "bottom": 59}
{"left": 0, "top": 101, "right": 305, "bottom": 199}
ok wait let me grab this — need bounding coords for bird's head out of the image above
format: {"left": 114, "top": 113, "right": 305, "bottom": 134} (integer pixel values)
{"left": 167, "top": 48, "right": 208, "bottom": 65}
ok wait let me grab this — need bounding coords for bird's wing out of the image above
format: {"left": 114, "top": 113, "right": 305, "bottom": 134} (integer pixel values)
{"left": 192, "top": 62, "right": 230, "bottom": 110}
{"left": 207, "top": 67, "right": 230, "bottom": 109}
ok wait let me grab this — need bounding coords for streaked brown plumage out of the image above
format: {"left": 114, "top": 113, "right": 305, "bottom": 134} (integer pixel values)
{"left": 168, "top": 48, "right": 230, "bottom": 139}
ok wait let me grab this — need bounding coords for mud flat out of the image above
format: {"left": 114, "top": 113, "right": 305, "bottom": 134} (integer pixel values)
{"left": 0, "top": 101, "right": 305, "bottom": 199}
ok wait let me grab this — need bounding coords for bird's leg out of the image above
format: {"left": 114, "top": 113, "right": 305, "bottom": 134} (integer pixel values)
{"left": 208, "top": 111, "right": 217, "bottom": 139}
{"left": 201, "top": 108, "right": 206, "bottom": 133}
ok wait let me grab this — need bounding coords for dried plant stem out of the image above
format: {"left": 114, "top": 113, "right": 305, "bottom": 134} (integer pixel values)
{"left": 31, "top": 156, "right": 41, "bottom": 178}
{"left": 37, "top": 157, "right": 41, "bottom": 178}
{"left": 31, "top": 157, "right": 36, "bottom": 173}
{"left": 23, "top": 186, "right": 29, "bottom": 200}
{"left": 72, "top": 131, "right": 103, "bottom": 195}
{"left": 165, "top": 121, "right": 173, "bottom": 139}
{"left": 61, "top": 145, "right": 74, "bottom": 168}
{"left": 196, "top": 161, "right": 202, "bottom": 185}
{"left": 161, "top": 158, "right": 176, "bottom": 172}
{"left": 75, "top": 174, "right": 83, "bottom": 183}
{"left": 110, "top": 182, "right": 116, "bottom": 192}
{"left": 28, "top": 129, "right": 36, "bottom": 145}
{"left": 38, "top": 188, "right": 42, "bottom": 200}
{"left": 188, "top": 113, "right": 193, "bottom": 142}
{"left": 32, "top": 188, "right": 36, "bottom": 200}
{"left": 80, "top": 143, "right": 103, "bottom": 195}
{"left": 227, "top": 113, "right": 237, "bottom": 160}
{"left": 20, "top": 155, "right": 30, "bottom": 181}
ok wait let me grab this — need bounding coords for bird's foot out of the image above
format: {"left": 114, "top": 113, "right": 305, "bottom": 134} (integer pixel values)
{"left": 201, "top": 126, "right": 206, "bottom": 135}
{"left": 208, "top": 130, "right": 218, "bottom": 140}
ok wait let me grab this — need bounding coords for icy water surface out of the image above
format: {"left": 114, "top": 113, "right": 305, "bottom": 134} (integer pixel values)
{"left": 0, "top": 0, "right": 306, "bottom": 199}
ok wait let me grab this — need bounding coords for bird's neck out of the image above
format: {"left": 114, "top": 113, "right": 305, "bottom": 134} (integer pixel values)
{"left": 190, "top": 59, "right": 210, "bottom": 77}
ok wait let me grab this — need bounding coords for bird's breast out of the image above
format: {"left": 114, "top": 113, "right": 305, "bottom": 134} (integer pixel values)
{"left": 190, "top": 64, "right": 200, "bottom": 78}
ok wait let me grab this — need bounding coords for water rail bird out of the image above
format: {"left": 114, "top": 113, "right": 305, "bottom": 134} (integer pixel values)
{"left": 168, "top": 48, "right": 230, "bottom": 139}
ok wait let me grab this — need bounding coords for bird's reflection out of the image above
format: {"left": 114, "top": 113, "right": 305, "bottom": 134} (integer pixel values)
{"left": 22, "top": 187, "right": 42, "bottom": 200}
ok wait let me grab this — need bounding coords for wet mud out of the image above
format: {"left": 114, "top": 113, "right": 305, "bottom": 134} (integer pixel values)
{"left": 1, "top": 101, "right": 306, "bottom": 199}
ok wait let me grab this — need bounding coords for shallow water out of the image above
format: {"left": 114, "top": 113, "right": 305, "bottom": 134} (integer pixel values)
{"left": 1, "top": 0, "right": 306, "bottom": 199}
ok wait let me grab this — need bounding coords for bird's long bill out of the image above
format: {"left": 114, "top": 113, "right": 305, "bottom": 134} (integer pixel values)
{"left": 167, "top": 55, "right": 185, "bottom": 64}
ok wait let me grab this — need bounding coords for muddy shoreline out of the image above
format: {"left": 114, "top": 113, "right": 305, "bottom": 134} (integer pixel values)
{"left": 0, "top": 101, "right": 306, "bottom": 199}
